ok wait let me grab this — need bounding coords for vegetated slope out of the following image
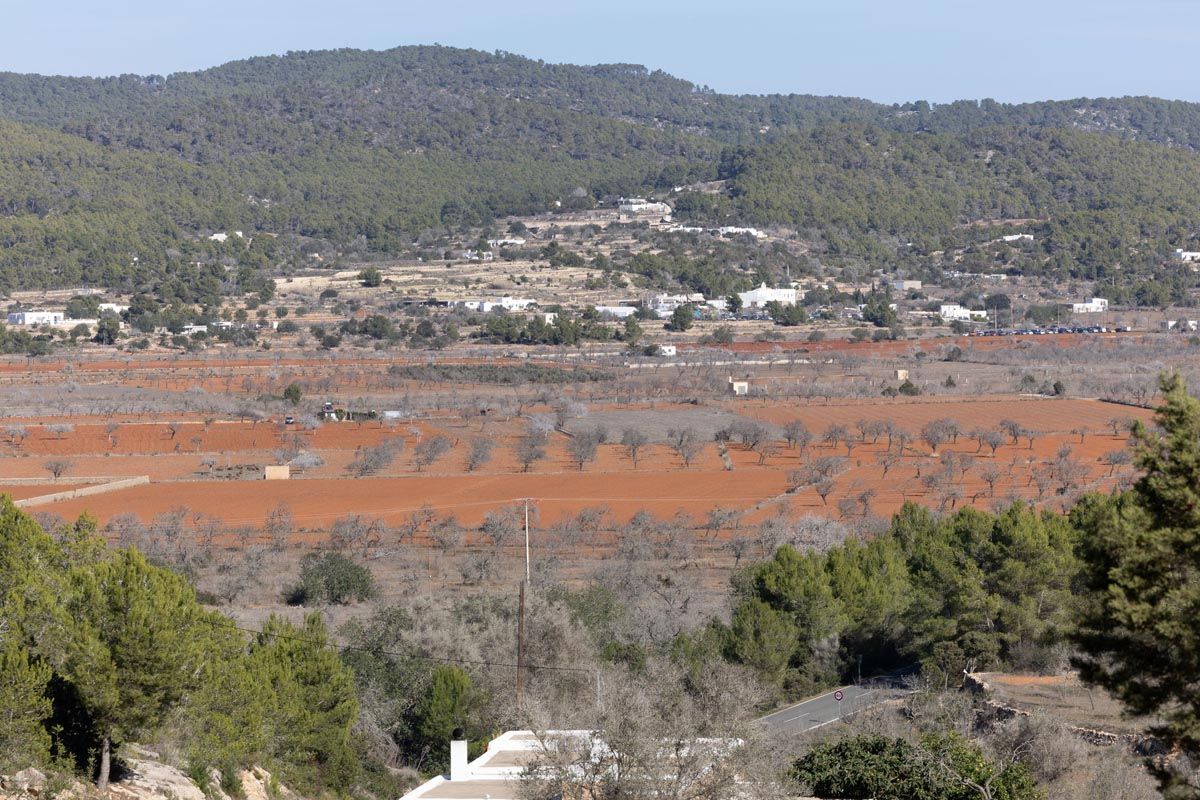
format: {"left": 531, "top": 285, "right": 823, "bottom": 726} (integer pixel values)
{"left": 708, "top": 123, "right": 1200, "bottom": 279}
{"left": 4, "top": 47, "right": 1200, "bottom": 156}
{"left": 0, "top": 89, "right": 716, "bottom": 288}
{"left": 0, "top": 46, "right": 880, "bottom": 152}
{"left": 0, "top": 117, "right": 247, "bottom": 292}
{"left": 4, "top": 45, "right": 1200, "bottom": 291}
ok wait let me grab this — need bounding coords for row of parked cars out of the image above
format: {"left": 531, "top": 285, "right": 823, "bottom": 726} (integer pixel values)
{"left": 967, "top": 325, "right": 1131, "bottom": 337}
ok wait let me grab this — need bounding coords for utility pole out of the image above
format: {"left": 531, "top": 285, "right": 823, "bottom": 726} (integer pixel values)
{"left": 517, "top": 498, "right": 530, "bottom": 706}
{"left": 517, "top": 579, "right": 526, "bottom": 706}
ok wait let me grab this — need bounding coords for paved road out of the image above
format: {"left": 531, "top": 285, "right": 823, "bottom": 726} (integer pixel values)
{"left": 758, "top": 681, "right": 911, "bottom": 735}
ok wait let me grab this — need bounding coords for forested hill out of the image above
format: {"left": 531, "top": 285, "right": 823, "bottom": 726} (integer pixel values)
{"left": 705, "top": 124, "right": 1200, "bottom": 277}
{"left": 4, "top": 47, "right": 1200, "bottom": 153}
{"left": 4, "top": 45, "right": 1200, "bottom": 292}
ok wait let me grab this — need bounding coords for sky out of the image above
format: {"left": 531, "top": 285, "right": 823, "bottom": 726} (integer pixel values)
{"left": 4, "top": 0, "right": 1200, "bottom": 104}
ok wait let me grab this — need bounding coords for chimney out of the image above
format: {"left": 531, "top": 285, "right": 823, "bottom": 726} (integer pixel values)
{"left": 449, "top": 728, "right": 468, "bottom": 781}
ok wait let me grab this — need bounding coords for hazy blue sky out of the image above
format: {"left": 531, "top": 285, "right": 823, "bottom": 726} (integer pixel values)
{"left": 4, "top": 0, "right": 1198, "bottom": 103}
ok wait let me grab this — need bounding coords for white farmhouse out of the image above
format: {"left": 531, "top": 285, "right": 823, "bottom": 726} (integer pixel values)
{"left": 939, "top": 304, "right": 986, "bottom": 322}
{"left": 738, "top": 283, "right": 799, "bottom": 309}
{"left": 1175, "top": 249, "right": 1200, "bottom": 263}
{"left": 457, "top": 297, "right": 537, "bottom": 313}
{"left": 595, "top": 305, "right": 639, "bottom": 319}
{"left": 648, "top": 292, "right": 704, "bottom": 318}
{"left": 1070, "top": 297, "right": 1109, "bottom": 314}
{"left": 618, "top": 198, "right": 672, "bottom": 216}
{"left": 717, "top": 226, "right": 768, "bottom": 239}
{"left": 7, "top": 311, "right": 64, "bottom": 326}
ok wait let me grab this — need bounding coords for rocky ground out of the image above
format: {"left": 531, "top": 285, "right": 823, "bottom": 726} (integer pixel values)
{"left": 0, "top": 750, "right": 299, "bottom": 800}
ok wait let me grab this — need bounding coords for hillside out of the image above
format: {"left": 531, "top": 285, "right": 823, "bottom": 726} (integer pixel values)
{"left": 4, "top": 45, "right": 1200, "bottom": 292}
{"left": 706, "top": 124, "right": 1200, "bottom": 278}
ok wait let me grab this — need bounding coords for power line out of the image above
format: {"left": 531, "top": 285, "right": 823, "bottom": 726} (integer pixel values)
{"left": 191, "top": 615, "right": 591, "bottom": 675}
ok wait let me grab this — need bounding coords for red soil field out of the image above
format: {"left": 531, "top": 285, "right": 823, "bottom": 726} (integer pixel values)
{"left": 6, "top": 396, "right": 1147, "bottom": 538}
{"left": 44, "top": 468, "right": 791, "bottom": 529}
{"left": 1, "top": 484, "right": 94, "bottom": 501}
{"left": 686, "top": 331, "right": 1145, "bottom": 356}
{"left": 729, "top": 397, "right": 1151, "bottom": 434}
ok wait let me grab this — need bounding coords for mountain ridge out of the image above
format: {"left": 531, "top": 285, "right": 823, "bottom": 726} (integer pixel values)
{"left": 2, "top": 44, "right": 1200, "bottom": 294}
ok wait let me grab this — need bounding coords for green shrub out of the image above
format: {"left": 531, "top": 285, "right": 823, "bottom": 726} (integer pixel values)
{"left": 286, "top": 553, "right": 377, "bottom": 605}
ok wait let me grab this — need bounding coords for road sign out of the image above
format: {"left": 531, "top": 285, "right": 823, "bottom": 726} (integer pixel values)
{"left": 834, "top": 690, "right": 844, "bottom": 702}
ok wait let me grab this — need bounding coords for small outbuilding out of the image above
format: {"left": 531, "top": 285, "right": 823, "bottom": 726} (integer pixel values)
{"left": 264, "top": 465, "right": 291, "bottom": 480}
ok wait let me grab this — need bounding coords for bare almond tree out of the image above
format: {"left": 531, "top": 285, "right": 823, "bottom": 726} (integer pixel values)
{"left": 515, "top": 430, "right": 549, "bottom": 472}
{"left": 668, "top": 427, "right": 701, "bottom": 467}
{"left": 5, "top": 425, "right": 27, "bottom": 449}
{"left": 921, "top": 420, "right": 949, "bottom": 455}
{"left": 567, "top": 430, "right": 602, "bottom": 471}
{"left": 999, "top": 418, "right": 1024, "bottom": 445}
{"left": 783, "top": 419, "right": 812, "bottom": 451}
{"left": 413, "top": 434, "right": 453, "bottom": 472}
{"left": 1107, "top": 416, "right": 1134, "bottom": 437}
{"left": 980, "top": 465, "right": 1003, "bottom": 497}
{"left": 43, "top": 459, "right": 73, "bottom": 481}
{"left": 1102, "top": 448, "right": 1131, "bottom": 476}
{"left": 466, "top": 438, "right": 494, "bottom": 472}
{"left": 46, "top": 423, "right": 74, "bottom": 440}
{"left": 621, "top": 428, "right": 649, "bottom": 467}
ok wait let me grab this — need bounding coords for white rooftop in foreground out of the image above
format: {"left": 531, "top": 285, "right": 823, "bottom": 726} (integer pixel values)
{"left": 401, "top": 731, "right": 559, "bottom": 800}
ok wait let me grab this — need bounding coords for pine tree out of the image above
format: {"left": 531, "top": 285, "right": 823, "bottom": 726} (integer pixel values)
{"left": 249, "top": 614, "right": 359, "bottom": 790}
{"left": 175, "top": 614, "right": 272, "bottom": 785}
{"left": 1073, "top": 372, "right": 1200, "bottom": 789}
{"left": 416, "top": 665, "right": 479, "bottom": 773}
{"left": 0, "top": 636, "right": 52, "bottom": 773}
{"left": 65, "top": 548, "right": 205, "bottom": 789}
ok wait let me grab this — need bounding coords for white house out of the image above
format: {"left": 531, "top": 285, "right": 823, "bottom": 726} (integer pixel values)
{"left": 618, "top": 198, "right": 672, "bottom": 216}
{"left": 716, "top": 226, "right": 768, "bottom": 239}
{"left": 738, "top": 283, "right": 799, "bottom": 309}
{"left": 1001, "top": 234, "right": 1034, "bottom": 243}
{"left": 939, "top": 304, "right": 987, "bottom": 322}
{"left": 7, "top": 311, "right": 64, "bottom": 326}
{"left": 595, "top": 305, "right": 639, "bottom": 319}
{"left": 457, "top": 297, "right": 537, "bottom": 313}
{"left": 399, "top": 729, "right": 742, "bottom": 800}
{"left": 648, "top": 292, "right": 704, "bottom": 318}
{"left": 487, "top": 237, "right": 526, "bottom": 247}
{"left": 658, "top": 344, "right": 677, "bottom": 357}
{"left": 97, "top": 303, "right": 129, "bottom": 315}
{"left": 1175, "top": 249, "right": 1200, "bottom": 263}
{"left": 1071, "top": 297, "right": 1109, "bottom": 314}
